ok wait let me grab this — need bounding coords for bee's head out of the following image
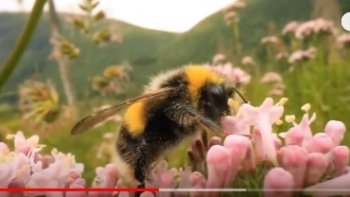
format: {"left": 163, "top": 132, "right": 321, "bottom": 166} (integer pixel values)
{"left": 198, "top": 83, "right": 234, "bottom": 123}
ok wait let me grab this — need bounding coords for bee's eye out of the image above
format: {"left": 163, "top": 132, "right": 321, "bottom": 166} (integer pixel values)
{"left": 208, "top": 85, "right": 226, "bottom": 105}
{"left": 199, "top": 84, "right": 229, "bottom": 122}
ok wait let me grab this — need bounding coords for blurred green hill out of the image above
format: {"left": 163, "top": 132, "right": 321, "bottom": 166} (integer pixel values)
{"left": 1, "top": 0, "right": 350, "bottom": 101}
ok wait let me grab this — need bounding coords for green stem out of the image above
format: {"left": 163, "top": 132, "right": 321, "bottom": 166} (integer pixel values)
{"left": 232, "top": 21, "right": 242, "bottom": 63}
{"left": 0, "top": 0, "right": 47, "bottom": 92}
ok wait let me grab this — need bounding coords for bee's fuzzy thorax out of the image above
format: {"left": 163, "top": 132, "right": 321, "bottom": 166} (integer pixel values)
{"left": 184, "top": 65, "right": 223, "bottom": 100}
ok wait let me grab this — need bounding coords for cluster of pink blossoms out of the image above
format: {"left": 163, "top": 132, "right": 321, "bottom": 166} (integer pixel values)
{"left": 0, "top": 97, "right": 348, "bottom": 197}
{"left": 282, "top": 19, "right": 336, "bottom": 40}
{"left": 207, "top": 63, "right": 251, "bottom": 86}
{"left": 288, "top": 47, "right": 316, "bottom": 64}
{"left": 0, "top": 132, "right": 119, "bottom": 197}
{"left": 142, "top": 98, "right": 349, "bottom": 197}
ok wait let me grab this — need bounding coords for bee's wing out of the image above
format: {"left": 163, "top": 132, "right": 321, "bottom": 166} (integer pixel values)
{"left": 71, "top": 87, "right": 174, "bottom": 135}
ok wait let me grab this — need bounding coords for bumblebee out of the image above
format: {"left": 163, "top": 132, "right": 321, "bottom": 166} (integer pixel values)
{"left": 71, "top": 65, "right": 243, "bottom": 190}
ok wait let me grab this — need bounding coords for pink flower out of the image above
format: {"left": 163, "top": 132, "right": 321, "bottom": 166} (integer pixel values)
{"left": 27, "top": 151, "right": 84, "bottom": 197}
{"left": 336, "top": 34, "right": 350, "bottom": 48}
{"left": 223, "top": 135, "right": 250, "bottom": 183}
{"left": 92, "top": 163, "right": 118, "bottom": 187}
{"left": 190, "top": 172, "right": 207, "bottom": 197}
{"left": 288, "top": 48, "right": 316, "bottom": 64}
{"left": 237, "top": 98, "right": 284, "bottom": 165}
{"left": 252, "top": 127, "right": 265, "bottom": 162}
{"left": 8, "top": 179, "right": 25, "bottom": 197}
{"left": 89, "top": 163, "right": 118, "bottom": 197}
{"left": 295, "top": 18, "right": 335, "bottom": 39}
{"left": 223, "top": 135, "right": 250, "bottom": 161}
{"left": 0, "top": 142, "right": 9, "bottom": 155}
{"left": 279, "top": 145, "right": 308, "bottom": 189}
{"left": 242, "top": 144, "right": 256, "bottom": 171}
{"left": 212, "top": 54, "right": 227, "bottom": 65}
{"left": 305, "top": 133, "right": 333, "bottom": 154}
{"left": 0, "top": 153, "right": 30, "bottom": 187}
{"left": 149, "top": 160, "right": 178, "bottom": 188}
{"left": 275, "top": 52, "right": 289, "bottom": 60}
{"left": 282, "top": 21, "right": 299, "bottom": 35}
{"left": 261, "top": 36, "right": 279, "bottom": 45}
{"left": 35, "top": 154, "right": 54, "bottom": 169}
{"left": 283, "top": 113, "right": 316, "bottom": 147}
{"left": 224, "top": 11, "right": 238, "bottom": 25}
{"left": 263, "top": 167, "right": 294, "bottom": 197}
{"left": 177, "top": 167, "right": 192, "bottom": 189}
{"left": 208, "top": 63, "right": 251, "bottom": 85}
{"left": 269, "top": 83, "right": 285, "bottom": 96}
{"left": 260, "top": 72, "right": 282, "bottom": 84}
{"left": 324, "top": 120, "right": 346, "bottom": 146}
{"left": 241, "top": 56, "right": 256, "bottom": 66}
{"left": 332, "top": 146, "right": 349, "bottom": 176}
{"left": 304, "top": 153, "right": 328, "bottom": 185}
{"left": 220, "top": 115, "right": 250, "bottom": 135}
{"left": 66, "top": 178, "right": 86, "bottom": 197}
{"left": 206, "top": 145, "right": 231, "bottom": 190}
{"left": 11, "top": 131, "right": 41, "bottom": 155}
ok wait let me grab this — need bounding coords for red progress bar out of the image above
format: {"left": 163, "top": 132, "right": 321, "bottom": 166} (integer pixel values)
{"left": 0, "top": 188, "right": 159, "bottom": 192}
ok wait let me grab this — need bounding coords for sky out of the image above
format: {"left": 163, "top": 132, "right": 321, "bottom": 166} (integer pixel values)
{"left": 0, "top": 0, "right": 235, "bottom": 33}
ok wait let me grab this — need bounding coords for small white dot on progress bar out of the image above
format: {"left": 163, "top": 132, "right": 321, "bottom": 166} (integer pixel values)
{"left": 342, "top": 12, "right": 350, "bottom": 31}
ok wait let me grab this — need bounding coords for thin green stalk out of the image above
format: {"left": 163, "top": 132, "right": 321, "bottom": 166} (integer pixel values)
{"left": 0, "top": 0, "right": 47, "bottom": 92}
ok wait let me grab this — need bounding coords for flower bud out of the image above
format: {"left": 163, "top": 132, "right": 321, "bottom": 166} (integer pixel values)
{"left": 263, "top": 167, "right": 294, "bottom": 197}
{"left": 324, "top": 120, "right": 346, "bottom": 146}
{"left": 279, "top": 146, "right": 308, "bottom": 188}
{"left": 305, "top": 133, "right": 333, "bottom": 154}
{"left": 190, "top": 171, "right": 207, "bottom": 197}
{"left": 333, "top": 146, "right": 349, "bottom": 176}
{"left": 223, "top": 135, "right": 250, "bottom": 185}
{"left": 66, "top": 178, "right": 86, "bottom": 197}
{"left": 304, "top": 153, "right": 328, "bottom": 185}
{"left": 206, "top": 145, "right": 231, "bottom": 189}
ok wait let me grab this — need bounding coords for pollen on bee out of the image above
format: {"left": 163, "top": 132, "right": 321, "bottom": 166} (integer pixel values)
{"left": 124, "top": 101, "right": 146, "bottom": 136}
{"left": 184, "top": 65, "right": 223, "bottom": 99}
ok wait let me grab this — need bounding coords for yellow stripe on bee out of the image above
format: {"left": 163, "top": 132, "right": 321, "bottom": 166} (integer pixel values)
{"left": 124, "top": 101, "right": 146, "bottom": 136}
{"left": 184, "top": 65, "right": 223, "bottom": 100}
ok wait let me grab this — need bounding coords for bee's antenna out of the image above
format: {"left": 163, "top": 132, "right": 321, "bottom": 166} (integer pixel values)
{"left": 232, "top": 86, "right": 249, "bottom": 104}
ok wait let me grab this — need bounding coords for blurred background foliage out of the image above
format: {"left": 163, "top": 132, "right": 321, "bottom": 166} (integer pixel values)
{"left": 1, "top": 0, "right": 350, "bottom": 183}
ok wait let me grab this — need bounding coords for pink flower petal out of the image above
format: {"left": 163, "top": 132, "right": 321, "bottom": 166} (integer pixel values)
{"left": 223, "top": 135, "right": 250, "bottom": 184}
{"left": 304, "top": 153, "right": 328, "bottom": 185}
{"left": 279, "top": 146, "right": 308, "bottom": 188}
{"left": 305, "top": 133, "right": 333, "bottom": 154}
{"left": 285, "top": 127, "right": 304, "bottom": 146}
{"left": 206, "top": 145, "right": 231, "bottom": 188}
{"left": 263, "top": 167, "right": 294, "bottom": 197}
{"left": 66, "top": 178, "right": 86, "bottom": 197}
{"left": 332, "top": 146, "right": 349, "bottom": 176}
{"left": 190, "top": 171, "right": 207, "bottom": 197}
{"left": 252, "top": 127, "right": 265, "bottom": 162}
{"left": 237, "top": 98, "right": 284, "bottom": 165}
{"left": 324, "top": 120, "right": 346, "bottom": 146}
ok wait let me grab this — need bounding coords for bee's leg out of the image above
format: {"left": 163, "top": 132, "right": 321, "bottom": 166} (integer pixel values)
{"left": 134, "top": 153, "right": 147, "bottom": 197}
{"left": 164, "top": 102, "right": 221, "bottom": 134}
{"left": 135, "top": 183, "right": 145, "bottom": 197}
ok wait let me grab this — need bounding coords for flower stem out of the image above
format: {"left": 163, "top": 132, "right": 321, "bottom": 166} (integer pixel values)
{"left": 0, "top": 0, "right": 47, "bottom": 92}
